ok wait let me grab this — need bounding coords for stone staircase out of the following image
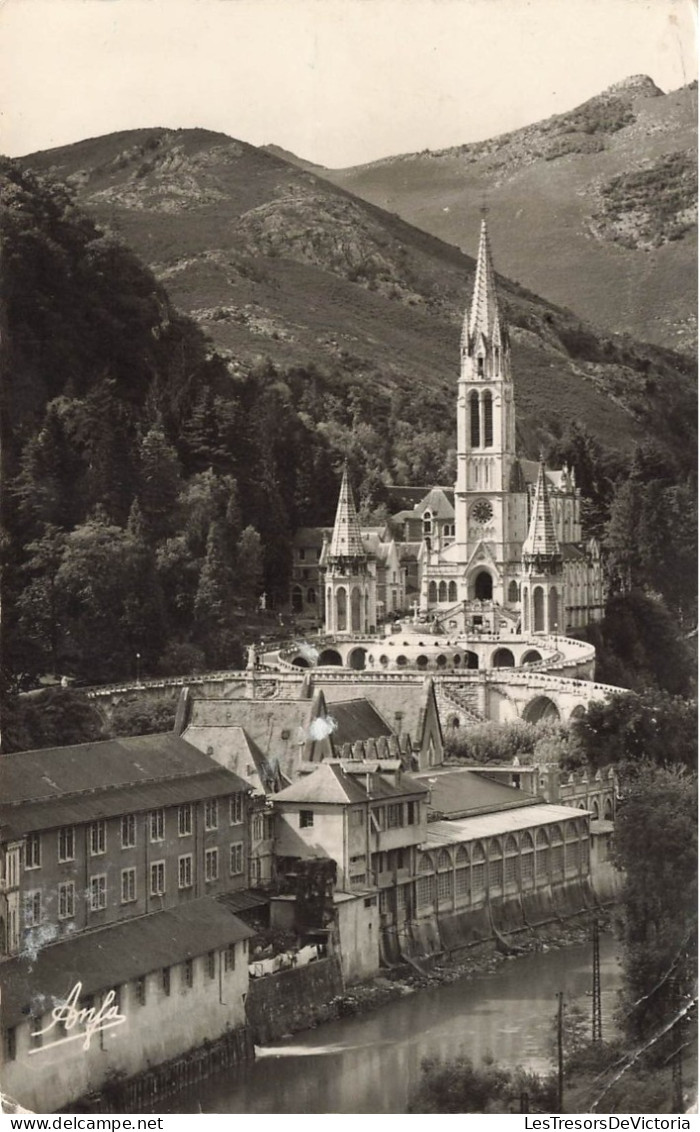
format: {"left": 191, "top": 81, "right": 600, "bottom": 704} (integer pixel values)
{"left": 435, "top": 682, "right": 485, "bottom": 727}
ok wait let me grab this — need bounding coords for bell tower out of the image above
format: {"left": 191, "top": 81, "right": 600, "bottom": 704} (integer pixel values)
{"left": 454, "top": 219, "right": 526, "bottom": 601}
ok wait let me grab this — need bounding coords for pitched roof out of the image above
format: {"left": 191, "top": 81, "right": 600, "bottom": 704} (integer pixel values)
{"left": 0, "top": 734, "right": 248, "bottom": 834}
{"left": 185, "top": 696, "right": 330, "bottom": 782}
{"left": 182, "top": 724, "right": 283, "bottom": 794}
{"left": 1, "top": 733, "right": 228, "bottom": 804}
{"left": 412, "top": 487, "right": 455, "bottom": 520}
{"left": 522, "top": 461, "right": 561, "bottom": 560}
{"left": 329, "top": 700, "right": 394, "bottom": 747}
{"left": 328, "top": 466, "right": 365, "bottom": 559}
{"left": 317, "top": 678, "right": 433, "bottom": 748}
{"left": 412, "top": 767, "right": 542, "bottom": 819}
{"left": 274, "top": 761, "right": 428, "bottom": 805}
{"left": 2, "top": 899, "right": 255, "bottom": 1029}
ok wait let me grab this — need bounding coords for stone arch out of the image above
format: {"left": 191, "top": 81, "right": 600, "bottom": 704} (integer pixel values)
{"left": 348, "top": 647, "right": 367, "bottom": 671}
{"left": 336, "top": 587, "right": 347, "bottom": 631}
{"left": 522, "top": 695, "right": 560, "bottom": 724}
{"left": 291, "top": 585, "right": 303, "bottom": 614}
{"left": 466, "top": 651, "right": 479, "bottom": 669}
{"left": 350, "top": 587, "right": 362, "bottom": 632}
{"left": 533, "top": 586, "right": 545, "bottom": 632}
{"left": 448, "top": 581, "right": 458, "bottom": 602}
{"left": 591, "top": 798, "right": 600, "bottom": 819}
{"left": 417, "top": 852, "right": 434, "bottom": 873}
{"left": 453, "top": 654, "right": 462, "bottom": 666}
{"left": 428, "top": 581, "right": 437, "bottom": 604}
{"left": 318, "top": 648, "right": 342, "bottom": 666}
{"left": 483, "top": 391, "right": 494, "bottom": 447}
{"left": 438, "top": 581, "right": 447, "bottom": 602}
{"left": 291, "top": 656, "right": 310, "bottom": 668}
{"left": 521, "top": 649, "right": 542, "bottom": 665}
{"left": 570, "top": 704, "right": 586, "bottom": 721}
{"left": 604, "top": 797, "right": 613, "bottom": 820}
{"left": 492, "top": 647, "right": 515, "bottom": 668}
{"left": 436, "top": 849, "right": 452, "bottom": 871}
{"left": 507, "top": 579, "right": 519, "bottom": 603}
{"left": 474, "top": 570, "right": 493, "bottom": 600}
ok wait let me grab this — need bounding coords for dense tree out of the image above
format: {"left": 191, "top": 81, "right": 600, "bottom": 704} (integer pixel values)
{"left": 571, "top": 690, "right": 697, "bottom": 773}
{"left": 1, "top": 687, "right": 107, "bottom": 754}
{"left": 612, "top": 762, "right": 697, "bottom": 1052}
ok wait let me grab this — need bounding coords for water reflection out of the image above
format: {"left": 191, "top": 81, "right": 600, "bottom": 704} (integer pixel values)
{"left": 167, "top": 935, "right": 621, "bottom": 1114}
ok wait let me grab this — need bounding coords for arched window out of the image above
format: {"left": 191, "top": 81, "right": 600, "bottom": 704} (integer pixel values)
{"left": 350, "top": 587, "right": 362, "bottom": 631}
{"left": 521, "top": 832, "right": 535, "bottom": 889}
{"left": 448, "top": 581, "right": 458, "bottom": 602}
{"left": 483, "top": 391, "right": 493, "bottom": 447}
{"left": 535, "top": 828, "right": 549, "bottom": 882}
{"left": 549, "top": 588, "right": 559, "bottom": 632}
{"left": 533, "top": 586, "right": 545, "bottom": 632}
{"left": 487, "top": 838, "right": 503, "bottom": 893}
{"left": 504, "top": 835, "right": 519, "bottom": 888}
{"left": 292, "top": 586, "right": 303, "bottom": 613}
{"left": 470, "top": 391, "right": 480, "bottom": 448}
{"left": 477, "top": 355, "right": 485, "bottom": 377}
{"left": 523, "top": 587, "right": 529, "bottom": 631}
{"left": 472, "top": 842, "right": 486, "bottom": 901}
{"left": 436, "top": 850, "right": 453, "bottom": 904}
{"left": 507, "top": 580, "right": 519, "bottom": 603}
{"left": 550, "top": 825, "right": 564, "bottom": 880}
{"left": 428, "top": 581, "right": 437, "bottom": 604}
{"left": 336, "top": 587, "right": 347, "bottom": 631}
{"left": 438, "top": 581, "right": 447, "bottom": 602}
{"left": 455, "top": 847, "right": 469, "bottom": 905}
{"left": 422, "top": 510, "right": 432, "bottom": 535}
{"left": 307, "top": 588, "right": 316, "bottom": 605}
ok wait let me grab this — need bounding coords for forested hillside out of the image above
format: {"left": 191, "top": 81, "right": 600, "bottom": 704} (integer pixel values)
{"left": 1, "top": 158, "right": 696, "bottom": 691}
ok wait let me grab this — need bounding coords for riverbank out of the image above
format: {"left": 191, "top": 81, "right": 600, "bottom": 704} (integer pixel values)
{"left": 280, "top": 914, "right": 610, "bottom": 1035}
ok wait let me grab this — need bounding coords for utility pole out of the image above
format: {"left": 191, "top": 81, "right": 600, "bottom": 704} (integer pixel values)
{"left": 592, "top": 917, "right": 602, "bottom": 1042}
{"left": 557, "top": 991, "right": 564, "bottom": 1114}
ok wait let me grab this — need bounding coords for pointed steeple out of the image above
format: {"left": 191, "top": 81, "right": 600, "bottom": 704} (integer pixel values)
{"left": 329, "top": 465, "right": 365, "bottom": 559}
{"left": 460, "top": 217, "right": 509, "bottom": 378}
{"left": 522, "top": 461, "right": 562, "bottom": 571}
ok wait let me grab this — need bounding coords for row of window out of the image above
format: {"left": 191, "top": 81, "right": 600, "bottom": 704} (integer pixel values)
{"left": 24, "top": 844, "right": 245, "bottom": 922}
{"left": 23, "top": 797, "right": 245, "bottom": 869}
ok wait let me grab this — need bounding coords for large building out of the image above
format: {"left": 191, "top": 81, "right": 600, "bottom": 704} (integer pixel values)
{"left": 292, "top": 220, "right": 604, "bottom": 635}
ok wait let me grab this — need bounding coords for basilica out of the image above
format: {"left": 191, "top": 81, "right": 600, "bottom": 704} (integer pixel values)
{"left": 291, "top": 220, "right": 604, "bottom": 637}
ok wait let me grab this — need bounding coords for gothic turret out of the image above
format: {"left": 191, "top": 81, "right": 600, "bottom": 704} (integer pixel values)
{"left": 328, "top": 464, "right": 365, "bottom": 562}
{"left": 520, "top": 461, "right": 563, "bottom": 635}
{"left": 323, "top": 466, "right": 376, "bottom": 636}
{"left": 522, "top": 461, "right": 562, "bottom": 574}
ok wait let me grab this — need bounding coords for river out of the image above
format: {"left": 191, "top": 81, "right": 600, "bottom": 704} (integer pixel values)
{"left": 167, "top": 934, "right": 622, "bottom": 1114}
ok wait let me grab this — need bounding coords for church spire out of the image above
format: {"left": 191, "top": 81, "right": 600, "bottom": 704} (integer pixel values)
{"left": 522, "top": 460, "right": 561, "bottom": 571}
{"left": 460, "top": 217, "right": 509, "bottom": 379}
{"left": 328, "top": 464, "right": 365, "bottom": 560}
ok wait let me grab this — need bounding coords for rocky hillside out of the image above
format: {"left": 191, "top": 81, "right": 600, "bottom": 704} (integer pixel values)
{"left": 324, "top": 77, "right": 698, "bottom": 352}
{"left": 19, "top": 124, "right": 694, "bottom": 462}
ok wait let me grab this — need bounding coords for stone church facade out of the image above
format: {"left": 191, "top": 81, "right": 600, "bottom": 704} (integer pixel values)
{"left": 292, "top": 220, "right": 604, "bottom": 635}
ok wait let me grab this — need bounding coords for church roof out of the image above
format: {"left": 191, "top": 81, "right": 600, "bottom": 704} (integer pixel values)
{"left": 522, "top": 461, "right": 561, "bottom": 559}
{"left": 520, "top": 459, "right": 573, "bottom": 493}
{"left": 329, "top": 700, "right": 394, "bottom": 748}
{"left": 463, "top": 218, "right": 501, "bottom": 349}
{"left": 328, "top": 466, "right": 365, "bottom": 559}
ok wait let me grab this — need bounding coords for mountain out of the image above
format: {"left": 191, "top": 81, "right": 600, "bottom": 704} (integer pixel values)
{"left": 19, "top": 125, "right": 694, "bottom": 464}
{"left": 323, "top": 77, "right": 698, "bottom": 353}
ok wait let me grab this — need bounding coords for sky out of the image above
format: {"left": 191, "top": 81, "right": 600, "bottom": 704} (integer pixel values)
{"left": 1, "top": 0, "right": 697, "bottom": 166}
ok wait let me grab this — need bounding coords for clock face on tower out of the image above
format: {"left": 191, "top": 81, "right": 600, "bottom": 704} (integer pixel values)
{"left": 472, "top": 500, "right": 493, "bottom": 524}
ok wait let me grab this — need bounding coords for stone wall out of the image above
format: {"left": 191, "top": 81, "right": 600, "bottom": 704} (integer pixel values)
{"left": 245, "top": 956, "right": 345, "bottom": 1044}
